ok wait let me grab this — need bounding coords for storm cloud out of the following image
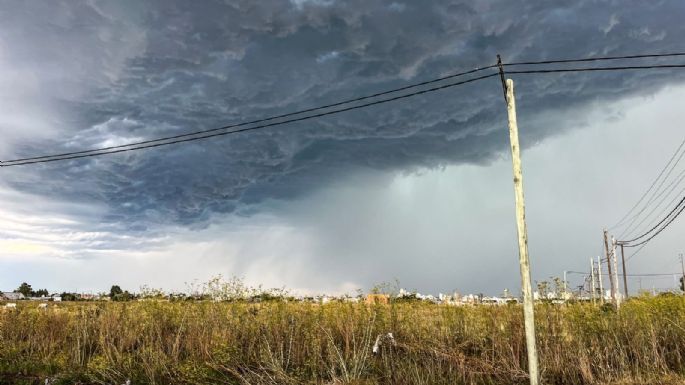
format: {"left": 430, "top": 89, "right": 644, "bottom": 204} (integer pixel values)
{"left": 1, "top": 0, "right": 685, "bottom": 293}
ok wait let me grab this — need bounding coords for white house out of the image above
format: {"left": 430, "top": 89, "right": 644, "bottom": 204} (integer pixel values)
{"left": 1, "top": 292, "right": 25, "bottom": 301}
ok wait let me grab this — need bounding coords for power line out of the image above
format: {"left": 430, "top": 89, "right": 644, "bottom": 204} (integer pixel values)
{"left": 566, "top": 270, "right": 682, "bottom": 277}
{"left": 506, "top": 52, "right": 685, "bottom": 66}
{"left": 1, "top": 65, "right": 499, "bottom": 165}
{"left": 621, "top": 196, "right": 685, "bottom": 244}
{"left": 626, "top": 243, "right": 648, "bottom": 262}
{"left": 622, "top": 199, "right": 685, "bottom": 248}
{"left": 505, "top": 63, "right": 685, "bottom": 75}
{"left": 4, "top": 55, "right": 685, "bottom": 167}
{"left": 1, "top": 73, "right": 500, "bottom": 167}
{"left": 609, "top": 135, "right": 685, "bottom": 231}
{"left": 618, "top": 141, "right": 685, "bottom": 239}
{"left": 620, "top": 169, "right": 685, "bottom": 241}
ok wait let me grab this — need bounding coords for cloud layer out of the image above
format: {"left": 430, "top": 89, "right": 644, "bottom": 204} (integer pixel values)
{"left": 1, "top": 1, "right": 685, "bottom": 292}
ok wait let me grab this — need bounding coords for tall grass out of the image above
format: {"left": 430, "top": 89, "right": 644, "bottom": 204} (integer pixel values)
{"left": 1, "top": 295, "right": 685, "bottom": 384}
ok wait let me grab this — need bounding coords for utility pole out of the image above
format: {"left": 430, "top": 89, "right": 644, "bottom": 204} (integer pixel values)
{"left": 620, "top": 243, "right": 628, "bottom": 298}
{"left": 590, "top": 258, "right": 596, "bottom": 304}
{"left": 678, "top": 253, "right": 685, "bottom": 289}
{"left": 597, "top": 255, "right": 604, "bottom": 303}
{"left": 612, "top": 236, "right": 621, "bottom": 308}
{"left": 603, "top": 229, "right": 616, "bottom": 305}
{"left": 498, "top": 56, "right": 539, "bottom": 385}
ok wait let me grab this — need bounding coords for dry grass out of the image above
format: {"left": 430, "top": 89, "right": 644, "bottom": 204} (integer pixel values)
{"left": 1, "top": 294, "right": 685, "bottom": 384}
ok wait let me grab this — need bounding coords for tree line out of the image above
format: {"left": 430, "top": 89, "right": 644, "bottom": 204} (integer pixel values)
{"left": 11, "top": 282, "right": 133, "bottom": 301}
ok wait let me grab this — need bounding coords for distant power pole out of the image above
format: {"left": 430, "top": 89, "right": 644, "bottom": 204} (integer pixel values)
{"left": 603, "top": 229, "right": 616, "bottom": 305}
{"left": 679, "top": 253, "right": 685, "bottom": 289}
{"left": 590, "top": 258, "right": 596, "bottom": 304}
{"left": 597, "top": 255, "right": 604, "bottom": 303}
{"left": 620, "top": 243, "right": 629, "bottom": 298}
{"left": 612, "top": 236, "right": 621, "bottom": 308}
{"left": 498, "top": 56, "right": 540, "bottom": 385}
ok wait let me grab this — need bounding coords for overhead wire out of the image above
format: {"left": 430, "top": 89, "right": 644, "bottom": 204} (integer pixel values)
{"left": 609, "top": 136, "right": 685, "bottom": 231}
{"left": 506, "top": 52, "right": 685, "bottom": 66}
{"left": 566, "top": 270, "right": 681, "bottom": 277}
{"left": 506, "top": 63, "right": 685, "bottom": 75}
{"left": 618, "top": 141, "right": 685, "bottom": 239}
{"left": 1, "top": 73, "right": 501, "bottom": 167}
{"left": 3, "top": 53, "right": 685, "bottom": 167}
{"left": 617, "top": 186, "right": 685, "bottom": 261}
{"left": 621, "top": 196, "right": 685, "bottom": 244}
{"left": 625, "top": 243, "right": 649, "bottom": 262}
{"left": 0, "top": 65, "right": 499, "bottom": 165}
{"left": 620, "top": 169, "right": 685, "bottom": 241}
{"left": 622, "top": 200, "right": 685, "bottom": 248}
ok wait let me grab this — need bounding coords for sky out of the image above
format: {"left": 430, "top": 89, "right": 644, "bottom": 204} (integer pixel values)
{"left": 1, "top": 0, "right": 685, "bottom": 296}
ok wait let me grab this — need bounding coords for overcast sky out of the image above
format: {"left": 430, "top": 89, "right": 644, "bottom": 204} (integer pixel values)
{"left": 1, "top": 0, "right": 685, "bottom": 296}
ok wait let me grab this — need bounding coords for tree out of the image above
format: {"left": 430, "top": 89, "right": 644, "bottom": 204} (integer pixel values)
{"left": 369, "top": 279, "right": 399, "bottom": 296}
{"left": 536, "top": 280, "right": 550, "bottom": 300}
{"left": 60, "top": 292, "right": 78, "bottom": 301}
{"left": 680, "top": 276, "right": 684, "bottom": 292}
{"left": 139, "top": 285, "right": 165, "bottom": 299}
{"left": 34, "top": 289, "right": 49, "bottom": 297}
{"left": 109, "top": 285, "right": 123, "bottom": 298}
{"left": 112, "top": 290, "right": 133, "bottom": 302}
{"left": 15, "top": 282, "right": 33, "bottom": 297}
{"left": 552, "top": 276, "right": 565, "bottom": 299}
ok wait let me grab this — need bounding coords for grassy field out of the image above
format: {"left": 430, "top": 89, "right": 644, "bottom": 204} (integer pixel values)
{"left": 1, "top": 295, "right": 685, "bottom": 385}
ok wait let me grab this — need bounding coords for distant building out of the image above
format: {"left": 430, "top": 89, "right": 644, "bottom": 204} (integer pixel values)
{"left": 460, "top": 294, "right": 480, "bottom": 304}
{"left": 1, "top": 292, "right": 25, "bottom": 301}
{"left": 481, "top": 296, "right": 508, "bottom": 305}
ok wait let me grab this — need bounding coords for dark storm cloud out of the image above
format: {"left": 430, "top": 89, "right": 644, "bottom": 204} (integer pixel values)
{"left": 2, "top": 0, "right": 685, "bottom": 236}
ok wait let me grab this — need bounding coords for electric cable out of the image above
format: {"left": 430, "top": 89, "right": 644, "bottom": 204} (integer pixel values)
{"left": 1, "top": 73, "right": 500, "bottom": 167}
{"left": 610, "top": 136, "right": 685, "bottom": 231}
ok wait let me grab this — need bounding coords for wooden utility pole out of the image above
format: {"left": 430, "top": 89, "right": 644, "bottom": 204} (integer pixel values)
{"left": 603, "top": 229, "right": 616, "bottom": 305}
{"left": 597, "top": 255, "right": 604, "bottom": 303}
{"left": 498, "top": 57, "right": 539, "bottom": 385}
{"left": 590, "top": 258, "right": 596, "bottom": 304}
{"left": 620, "top": 243, "right": 628, "bottom": 298}
{"left": 678, "top": 253, "right": 685, "bottom": 289}
{"left": 612, "top": 236, "right": 621, "bottom": 308}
